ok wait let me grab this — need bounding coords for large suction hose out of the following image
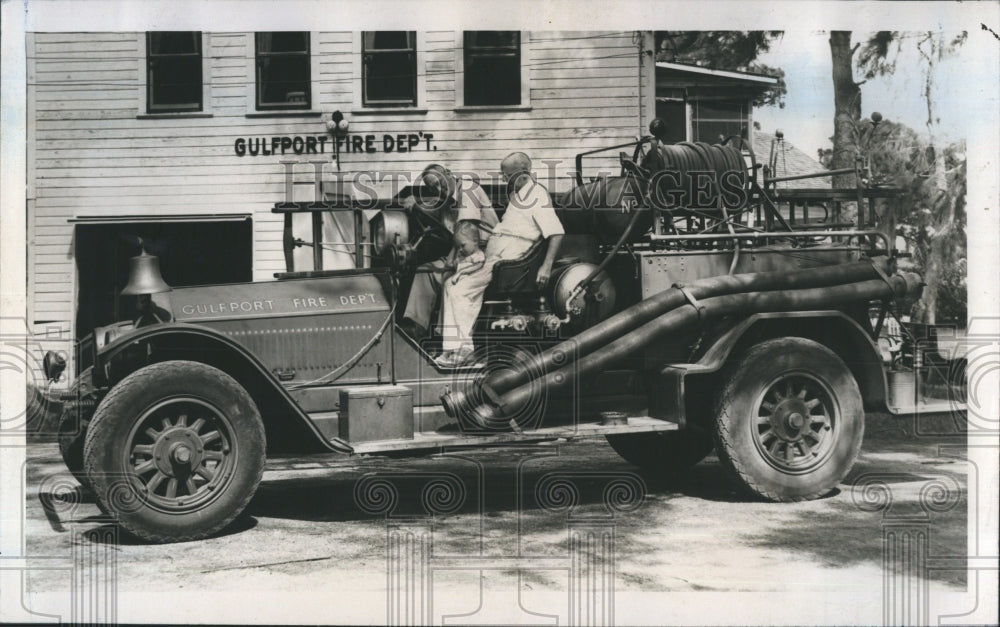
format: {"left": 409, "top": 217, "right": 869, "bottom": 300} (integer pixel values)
{"left": 456, "top": 258, "right": 894, "bottom": 410}
{"left": 466, "top": 271, "right": 920, "bottom": 426}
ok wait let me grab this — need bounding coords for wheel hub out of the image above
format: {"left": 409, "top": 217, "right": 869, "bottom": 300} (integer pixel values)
{"left": 769, "top": 399, "right": 811, "bottom": 441}
{"left": 153, "top": 427, "right": 205, "bottom": 478}
{"left": 754, "top": 373, "right": 836, "bottom": 473}
{"left": 125, "top": 398, "right": 236, "bottom": 513}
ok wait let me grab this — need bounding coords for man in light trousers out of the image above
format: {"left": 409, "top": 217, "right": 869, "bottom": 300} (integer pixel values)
{"left": 436, "top": 152, "right": 565, "bottom": 368}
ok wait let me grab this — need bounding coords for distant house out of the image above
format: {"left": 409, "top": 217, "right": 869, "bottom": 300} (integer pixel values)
{"left": 654, "top": 61, "right": 776, "bottom": 145}
{"left": 753, "top": 131, "right": 831, "bottom": 188}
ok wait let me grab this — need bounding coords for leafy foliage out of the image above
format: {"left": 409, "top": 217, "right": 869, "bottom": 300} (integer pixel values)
{"left": 865, "top": 120, "right": 967, "bottom": 323}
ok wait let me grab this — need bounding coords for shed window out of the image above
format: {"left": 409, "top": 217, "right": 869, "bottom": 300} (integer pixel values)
{"left": 463, "top": 31, "right": 520, "bottom": 106}
{"left": 362, "top": 32, "right": 417, "bottom": 106}
{"left": 146, "top": 32, "right": 202, "bottom": 113}
{"left": 691, "top": 99, "right": 749, "bottom": 143}
{"left": 256, "top": 32, "right": 311, "bottom": 110}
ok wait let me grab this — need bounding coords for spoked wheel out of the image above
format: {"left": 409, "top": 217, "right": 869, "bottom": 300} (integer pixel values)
{"left": 752, "top": 374, "right": 838, "bottom": 474}
{"left": 124, "top": 398, "right": 239, "bottom": 513}
{"left": 712, "top": 338, "right": 864, "bottom": 502}
{"left": 83, "top": 360, "right": 265, "bottom": 543}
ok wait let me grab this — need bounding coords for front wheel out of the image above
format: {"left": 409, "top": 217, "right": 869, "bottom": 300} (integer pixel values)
{"left": 83, "top": 360, "right": 265, "bottom": 543}
{"left": 712, "top": 338, "right": 864, "bottom": 502}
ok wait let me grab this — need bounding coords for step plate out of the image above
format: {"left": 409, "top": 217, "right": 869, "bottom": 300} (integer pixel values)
{"left": 347, "top": 415, "right": 679, "bottom": 455}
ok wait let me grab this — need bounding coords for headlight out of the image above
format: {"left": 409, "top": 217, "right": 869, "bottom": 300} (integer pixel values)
{"left": 43, "top": 351, "right": 66, "bottom": 382}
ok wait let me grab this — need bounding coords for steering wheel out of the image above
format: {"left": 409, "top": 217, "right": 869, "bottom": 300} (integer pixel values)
{"left": 407, "top": 192, "right": 455, "bottom": 250}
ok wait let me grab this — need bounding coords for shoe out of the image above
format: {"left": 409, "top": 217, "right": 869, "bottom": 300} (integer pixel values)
{"left": 452, "top": 346, "right": 477, "bottom": 366}
{"left": 434, "top": 346, "right": 476, "bottom": 369}
{"left": 434, "top": 350, "right": 459, "bottom": 368}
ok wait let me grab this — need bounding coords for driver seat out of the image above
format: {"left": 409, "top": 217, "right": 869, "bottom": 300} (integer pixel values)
{"left": 484, "top": 238, "right": 548, "bottom": 298}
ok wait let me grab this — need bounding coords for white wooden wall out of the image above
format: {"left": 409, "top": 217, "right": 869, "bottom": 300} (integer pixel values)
{"left": 28, "top": 30, "right": 652, "bottom": 347}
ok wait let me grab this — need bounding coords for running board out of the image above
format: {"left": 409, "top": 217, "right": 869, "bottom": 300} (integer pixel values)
{"left": 347, "top": 415, "right": 679, "bottom": 455}
{"left": 887, "top": 400, "right": 966, "bottom": 415}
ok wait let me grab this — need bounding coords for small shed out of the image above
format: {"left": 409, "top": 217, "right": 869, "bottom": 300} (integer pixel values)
{"left": 654, "top": 61, "right": 778, "bottom": 145}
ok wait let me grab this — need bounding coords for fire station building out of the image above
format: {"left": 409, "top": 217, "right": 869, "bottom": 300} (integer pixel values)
{"left": 26, "top": 30, "right": 780, "bottom": 372}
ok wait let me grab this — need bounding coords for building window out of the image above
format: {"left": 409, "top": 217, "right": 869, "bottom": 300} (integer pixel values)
{"left": 655, "top": 98, "right": 688, "bottom": 143}
{"left": 463, "top": 31, "right": 520, "bottom": 106}
{"left": 362, "top": 32, "right": 417, "bottom": 106}
{"left": 146, "top": 32, "right": 203, "bottom": 113}
{"left": 255, "top": 32, "right": 311, "bottom": 110}
{"left": 691, "top": 99, "right": 749, "bottom": 143}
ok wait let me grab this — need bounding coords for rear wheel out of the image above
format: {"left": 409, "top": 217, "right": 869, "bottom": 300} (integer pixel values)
{"left": 712, "top": 338, "right": 864, "bottom": 501}
{"left": 606, "top": 425, "right": 714, "bottom": 473}
{"left": 83, "top": 360, "right": 265, "bottom": 543}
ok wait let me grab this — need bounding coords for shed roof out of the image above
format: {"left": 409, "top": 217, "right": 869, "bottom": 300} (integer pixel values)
{"left": 752, "top": 131, "right": 831, "bottom": 188}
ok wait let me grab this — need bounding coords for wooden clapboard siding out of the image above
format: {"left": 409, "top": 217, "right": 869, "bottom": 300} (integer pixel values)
{"left": 29, "top": 30, "right": 649, "bottom": 336}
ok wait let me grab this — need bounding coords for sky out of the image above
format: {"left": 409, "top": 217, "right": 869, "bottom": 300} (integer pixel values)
{"left": 752, "top": 30, "right": 978, "bottom": 160}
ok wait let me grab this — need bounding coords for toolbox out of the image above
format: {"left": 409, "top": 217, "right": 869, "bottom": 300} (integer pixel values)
{"left": 338, "top": 385, "right": 414, "bottom": 442}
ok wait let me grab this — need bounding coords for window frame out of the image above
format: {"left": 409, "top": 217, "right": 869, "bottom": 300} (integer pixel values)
{"left": 254, "top": 31, "right": 313, "bottom": 111}
{"left": 689, "top": 98, "right": 752, "bottom": 144}
{"left": 361, "top": 31, "right": 418, "bottom": 107}
{"left": 142, "top": 31, "right": 206, "bottom": 115}
{"left": 455, "top": 30, "right": 531, "bottom": 111}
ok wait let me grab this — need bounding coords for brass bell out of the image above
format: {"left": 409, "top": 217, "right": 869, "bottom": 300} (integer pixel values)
{"left": 121, "top": 245, "right": 171, "bottom": 296}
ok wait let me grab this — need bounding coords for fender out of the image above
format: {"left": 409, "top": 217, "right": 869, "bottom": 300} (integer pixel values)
{"left": 96, "top": 322, "right": 352, "bottom": 455}
{"left": 651, "top": 311, "right": 888, "bottom": 426}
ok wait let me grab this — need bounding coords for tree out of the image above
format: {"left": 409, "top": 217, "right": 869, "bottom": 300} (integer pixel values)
{"left": 854, "top": 29, "right": 968, "bottom": 323}
{"left": 828, "top": 31, "right": 862, "bottom": 188}
{"left": 825, "top": 30, "right": 968, "bottom": 323}
{"left": 869, "top": 122, "right": 967, "bottom": 324}
{"left": 655, "top": 31, "right": 787, "bottom": 108}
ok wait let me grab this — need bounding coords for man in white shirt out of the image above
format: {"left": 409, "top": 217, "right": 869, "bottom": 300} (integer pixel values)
{"left": 400, "top": 164, "right": 499, "bottom": 340}
{"left": 436, "top": 152, "right": 565, "bottom": 367}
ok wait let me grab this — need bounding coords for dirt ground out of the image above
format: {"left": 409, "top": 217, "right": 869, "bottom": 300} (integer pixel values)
{"left": 19, "top": 411, "right": 973, "bottom": 625}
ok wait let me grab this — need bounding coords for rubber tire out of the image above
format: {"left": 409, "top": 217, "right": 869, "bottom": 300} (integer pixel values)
{"left": 83, "top": 360, "right": 265, "bottom": 543}
{"left": 711, "top": 337, "right": 864, "bottom": 502}
{"left": 606, "top": 424, "right": 714, "bottom": 473}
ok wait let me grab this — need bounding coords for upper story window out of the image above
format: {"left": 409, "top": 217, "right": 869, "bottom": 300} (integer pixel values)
{"left": 255, "top": 32, "right": 311, "bottom": 110}
{"left": 146, "top": 32, "right": 203, "bottom": 113}
{"left": 691, "top": 99, "right": 749, "bottom": 143}
{"left": 463, "top": 31, "right": 520, "bottom": 106}
{"left": 362, "top": 32, "right": 417, "bottom": 106}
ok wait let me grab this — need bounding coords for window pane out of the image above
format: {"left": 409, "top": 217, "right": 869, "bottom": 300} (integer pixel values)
{"left": 259, "top": 31, "right": 309, "bottom": 54}
{"left": 149, "top": 32, "right": 199, "bottom": 55}
{"left": 465, "top": 56, "right": 519, "bottom": 106}
{"left": 151, "top": 57, "right": 202, "bottom": 106}
{"left": 364, "top": 31, "right": 414, "bottom": 50}
{"left": 259, "top": 56, "right": 311, "bottom": 106}
{"left": 693, "top": 120, "right": 746, "bottom": 143}
{"left": 365, "top": 51, "right": 416, "bottom": 103}
{"left": 464, "top": 31, "right": 520, "bottom": 106}
{"left": 655, "top": 100, "right": 687, "bottom": 143}
{"left": 466, "top": 31, "right": 519, "bottom": 49}
{"left": 692, "top": 100, "right": 746, "bottom": 120}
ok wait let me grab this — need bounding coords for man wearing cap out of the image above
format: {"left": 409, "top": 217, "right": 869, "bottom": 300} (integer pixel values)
{"left": 400, "top": 164, "right": 499, "bottom": 341}
{"left": 436, "top": 152, "right": 565, "bottom": 367}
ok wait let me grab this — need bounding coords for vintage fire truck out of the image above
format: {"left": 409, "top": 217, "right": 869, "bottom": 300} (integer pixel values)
{"left": 48, "top": 115, "right": 957, "bottom": 543}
